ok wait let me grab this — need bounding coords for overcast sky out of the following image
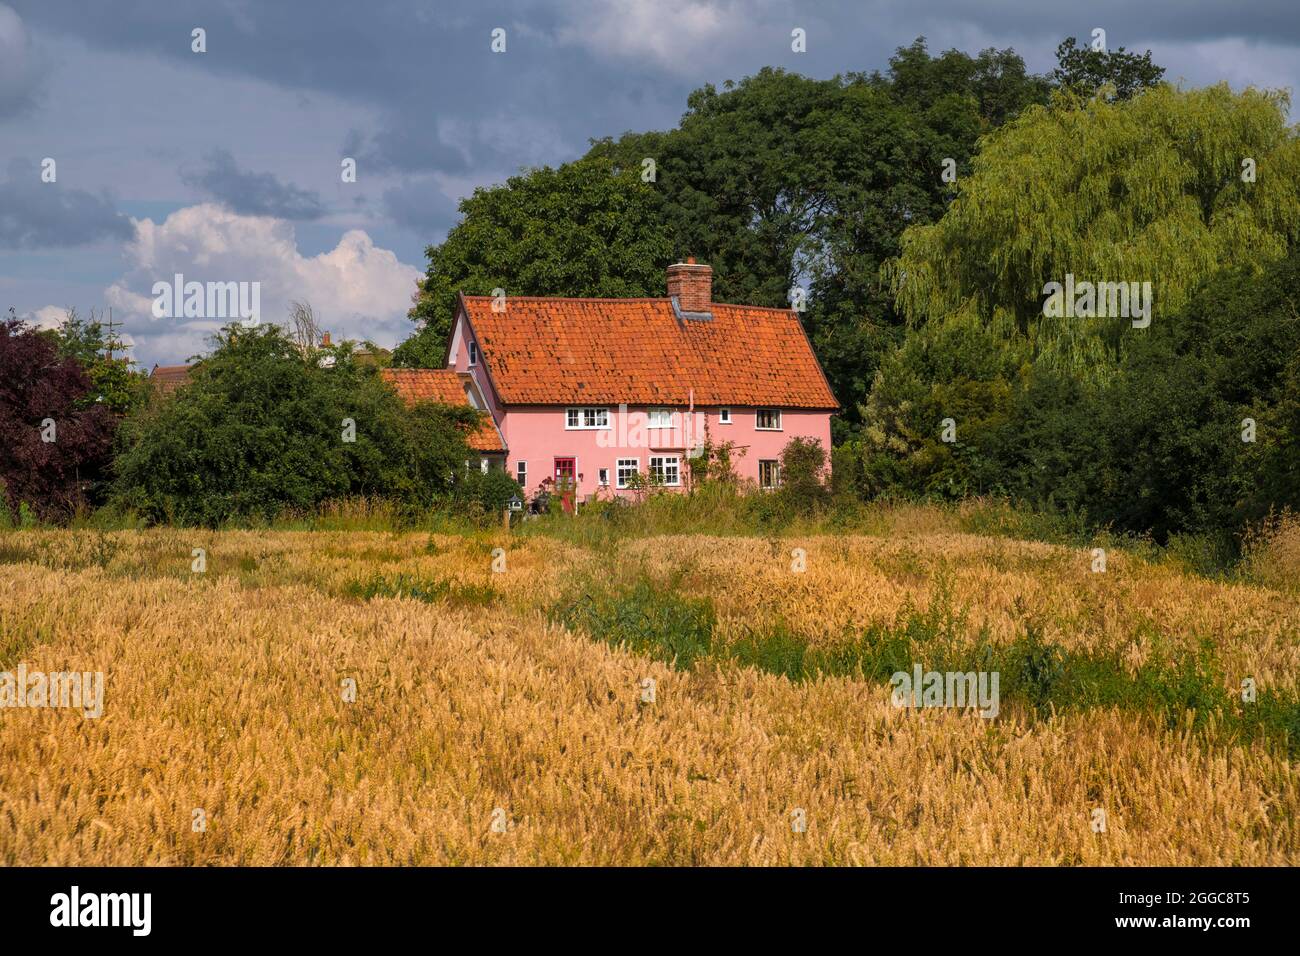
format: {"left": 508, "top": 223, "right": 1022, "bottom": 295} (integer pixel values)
{"left": 2, "top": 0, "right": 1297, "bottom": 367}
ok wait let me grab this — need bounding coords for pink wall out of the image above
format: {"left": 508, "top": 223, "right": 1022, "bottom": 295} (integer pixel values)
{"left": 447, "top": 312, "right": 504, "bottom": 423}
{"left": 499, "top": 405, "right": 831, "bottom": 500}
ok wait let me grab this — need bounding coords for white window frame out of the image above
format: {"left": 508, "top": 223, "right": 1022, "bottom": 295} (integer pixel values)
{"left": 598, "top": 467, "right": 609, "bottom": 487}
{"left": 759, "top": 459, "right": 781, "bottom": 490}
{"left": 649, "top": 455, "right": 681, "bottom": 487}
{"left": 468, "top": 341, "right": 479, "bottom": 366}
{"left": 616, "top": 457, "right": 639, "bottom": 489}
{"left": 756, "top": 408, "right": 783, "bottom": 431}
{"left": 480, "top": 457, "right": 489, "bottom": 474}
{"left": 647, "top": 407, "right": 675, "bottom": 429}
{"left": 718, "top": 407, "right": 732, "bottom": 424}
{"left": 516, "top": 460, "right": 527, "bottom": 486}
{"left": 565, "top": 406, "right": 611, "bottom": 430}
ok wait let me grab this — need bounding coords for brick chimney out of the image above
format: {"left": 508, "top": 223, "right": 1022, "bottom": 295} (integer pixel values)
{"left": 321, "top": 331, "right": 331, "bottom": 347}
{"left": 666, "top": 257, "right": 712, "bottom": 313}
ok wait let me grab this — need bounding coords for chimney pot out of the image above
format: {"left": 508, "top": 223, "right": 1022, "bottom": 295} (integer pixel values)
{"left": 666, "top": 259, "right": 712, "bottom": 313}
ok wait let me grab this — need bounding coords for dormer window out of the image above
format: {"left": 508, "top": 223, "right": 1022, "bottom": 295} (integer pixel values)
{"left": 468, "top": 342, "right": 479, "bottom": 366}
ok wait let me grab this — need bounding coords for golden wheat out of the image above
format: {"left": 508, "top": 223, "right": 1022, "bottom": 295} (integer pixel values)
{"left": 0, "top": 526, "right": 1296, "bottom": 864}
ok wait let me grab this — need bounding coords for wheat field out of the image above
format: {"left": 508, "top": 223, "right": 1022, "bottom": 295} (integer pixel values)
{"left": 0, "top": 522, "right": 1297, "bottom": 865}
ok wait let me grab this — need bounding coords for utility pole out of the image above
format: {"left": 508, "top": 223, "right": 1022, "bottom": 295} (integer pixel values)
{"left": 103, "top": 307, "right": 126, "bottom": 362}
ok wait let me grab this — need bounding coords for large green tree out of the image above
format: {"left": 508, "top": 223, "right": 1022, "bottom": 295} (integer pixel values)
{"left": 395, "top": 155, "right": 673, "bottom": 367}
{"left": 1051, "top": 36, "right": 1165, "bottom": 101}
{"left": 885, "top": 83, "right": 1300, "bottom": 370}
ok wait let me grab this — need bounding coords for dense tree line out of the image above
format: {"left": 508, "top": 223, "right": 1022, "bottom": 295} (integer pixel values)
{"left": 395, "top": 34, "right": 1299, "bottom": 543}
{"left": 0, "top": 320, "right": 517, "bottom": 526}
{"left": 851, "top": 82, "right": 1300, "bottom": 541}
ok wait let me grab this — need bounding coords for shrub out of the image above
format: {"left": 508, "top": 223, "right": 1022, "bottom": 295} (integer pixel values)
{"left": 777, "top": 436, "right": 831, "bottom": 514}
{"left": 457, "top": 467, "right": 523, "bottom": 514}
{"left": 111, "top": 325, "right": 477, "bottom": 526}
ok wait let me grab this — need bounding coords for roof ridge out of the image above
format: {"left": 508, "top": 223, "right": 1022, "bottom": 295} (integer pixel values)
{"left": 461, "top": 295, "right": 666, "bottom": 303}
{"left": 460, "top": 294, "right": 797, "bottom": 314}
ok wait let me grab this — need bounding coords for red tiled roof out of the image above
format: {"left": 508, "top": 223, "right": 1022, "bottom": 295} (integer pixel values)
{"left": 378, "top": 368, "right": 505, "bottom": 453}
{"left": 459, "top": 295, "right": 838, "bottom": 409}
{"left": 150, "top": 364, "right": 192, "bottom": 395}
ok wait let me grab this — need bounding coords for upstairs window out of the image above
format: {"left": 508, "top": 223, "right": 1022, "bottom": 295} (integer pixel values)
{"left": 718, "top": 408, "right": 732, "bottom": 424}
{"left": 516, "top": 460, "right": 527, "bottom": 486}
{"left": 647, "top": 408, "right": 674, "bottom": 429}
{"left": 649, "top": 455, "right": 681, "bottom": 487}
{"left": 756, "top": 408, "right": 782, "bottom": 430}
{"left": 566, "top": 407, "right": 610, "bottom": 430}
{"left": 468, "top": 341, "right": 479, "bottom": 366}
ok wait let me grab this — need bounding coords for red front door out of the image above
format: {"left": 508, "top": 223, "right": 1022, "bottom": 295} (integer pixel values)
{"left": 554, "top": 458, "right": 576, "bottom": 513}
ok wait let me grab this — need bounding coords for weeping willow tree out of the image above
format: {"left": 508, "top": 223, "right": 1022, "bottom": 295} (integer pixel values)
{"left": 883, "top": 83, "right": 1300, "bottom": 371}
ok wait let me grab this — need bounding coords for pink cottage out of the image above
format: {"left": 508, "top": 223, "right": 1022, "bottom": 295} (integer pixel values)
{"left": 391, "top": 260, "right": 837, "bottom": 509}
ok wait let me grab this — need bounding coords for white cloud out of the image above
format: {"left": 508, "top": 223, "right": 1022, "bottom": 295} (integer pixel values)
{"left": 554, "top": 0, "right": 768, "bottom": 74}
{"left": 20, "top": 305, "right": 69, "bottom": 330}
{"left": 104, "top": 204, "right": 421, "bottom": 366}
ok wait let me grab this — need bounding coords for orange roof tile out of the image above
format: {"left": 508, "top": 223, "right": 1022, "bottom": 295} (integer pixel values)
{"left": 150, "top": 364, "right": 193, "bottom": 396}
{"left": 458, "top": 295, "right": 838, "bottom": 409}
{"left": 378, "top": 368, "right": 505, "bottom": 453}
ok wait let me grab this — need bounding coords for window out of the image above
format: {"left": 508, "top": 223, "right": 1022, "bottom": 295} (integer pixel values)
{"left": 566, "top": 406, "right": 610, "bottom": 429}
{"left": 718, "top": 407, "right": 732, "bottom": 424}
{"left": 468, "top": 341, "right": 479, "bottom": 366}
{"left": 759, "top": 459, "right": 781, "bottom": 489}
{"left": 649, "top": 455, "right": 680, "bottom": 487}
{"left": 647, "top": 408, "right": 674, "bottom": 429}
{"left": 516, "top": 460, "right": 527, "bottom": 486}
{"left": 480, "top": 458, "right": 489, "bottom": 474}
{"left": 616, "top": 458, "right": 639, "bottom": 489}
{"left": 756, "top": 408, "right": 782, "bottom": 430}
{"left": 598, "top": 468, "right": 609, "bottom": 487}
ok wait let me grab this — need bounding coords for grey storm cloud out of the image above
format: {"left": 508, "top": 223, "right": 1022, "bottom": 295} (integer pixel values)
{"left": 381, "top": 177, "right": 461, "bottom": 235}
{"left": 11, "top": 0, "right": 1300, "bottom": 181}
{"left": 0, "top": 159, "right": 133, "bottom": 249}
{"left": 6, "top": 0, "right": 682, "bottom": 177}
{"left": 0, "top": 2, "right": 41, "bottom": 118}
{"left": 180, "top": 149, "right": 325, "bottom": 220}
